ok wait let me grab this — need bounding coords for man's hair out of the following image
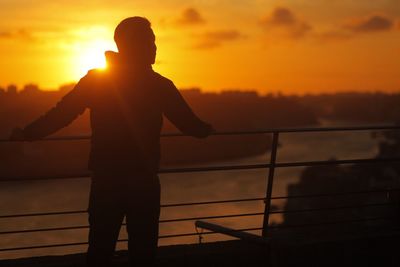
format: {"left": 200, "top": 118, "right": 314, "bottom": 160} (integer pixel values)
{"left": 114, "top": 17, "right": 155, "bottom": 47}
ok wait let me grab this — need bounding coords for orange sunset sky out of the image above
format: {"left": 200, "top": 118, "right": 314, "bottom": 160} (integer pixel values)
{"left": 0, "top": 0, "right": 399, "bottom": 94}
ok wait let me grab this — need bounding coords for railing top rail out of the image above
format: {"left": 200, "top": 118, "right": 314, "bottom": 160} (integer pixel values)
{"left": 1, "top": 125, "right": 399, "bottom": 142}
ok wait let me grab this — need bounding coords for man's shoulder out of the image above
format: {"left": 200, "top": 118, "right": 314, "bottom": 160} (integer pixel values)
{"left": 84, "top": 68, "right": 107, "bottom": 82}
{"left": 76, "top": 69, "right": 112, "bottom": 91}
{"left": 69, "top": 69, "right": 110, "bottom": 97}
{"left": 151, "top": 71, "right": 174, "bottom": 87}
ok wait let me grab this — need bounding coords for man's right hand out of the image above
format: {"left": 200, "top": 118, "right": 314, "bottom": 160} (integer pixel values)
{"left": 10, "top": 127, "right": 25, "bottom": 141}
{"left": 194, "top": 122, "right": 215, "bottom": 138}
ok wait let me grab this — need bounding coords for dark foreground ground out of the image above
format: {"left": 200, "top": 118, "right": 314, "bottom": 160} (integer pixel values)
{"left": 1, "top": 233, "right": 400, "bottom": 267}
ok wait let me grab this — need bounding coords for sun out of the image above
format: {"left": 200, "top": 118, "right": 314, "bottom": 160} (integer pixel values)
{"left": 75, "top": 39, "right": 116, "bottom": 76}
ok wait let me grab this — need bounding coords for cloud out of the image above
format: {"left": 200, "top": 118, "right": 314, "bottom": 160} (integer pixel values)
{"left": 258, "top": 9, "right": 395, "bottom": 44}
{"left": 315, "top": 14, "right": 396, "bottom": 43}
{"left": 194, "top": 30, "right": 244, "bottom": 49}
{"left": 344, "top": 15, "right": 394, "bottom": 33}
{"left": 0, "top": 32, "right": 12, "bottom": 38}
{"left": 263, "top": 7, "right": 297, "bottom": 26}
{"left": 259, "top": 7, "right": 312, "bottom": 39}
{"left": 0, "top": 29, "right": 34, "bottom": 41}
{"left": 175, "top": 7, "right": 206, "bottom": 26}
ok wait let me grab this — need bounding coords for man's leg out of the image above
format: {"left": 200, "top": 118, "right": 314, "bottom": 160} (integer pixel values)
{"left": 86, "top": 177, "right": 125, "bottom": 267}
{"left": 125, "top": 174, "right": 161, "bottom": 266}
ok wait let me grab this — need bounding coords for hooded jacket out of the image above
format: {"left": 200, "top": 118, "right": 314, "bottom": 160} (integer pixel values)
{"left": 22, "top": 51, "right": 210, "bottom": 174}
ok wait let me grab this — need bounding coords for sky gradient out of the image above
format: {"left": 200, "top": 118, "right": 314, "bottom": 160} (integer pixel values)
{"left": 0, "top": 0, "right": 399, "bottom": 94}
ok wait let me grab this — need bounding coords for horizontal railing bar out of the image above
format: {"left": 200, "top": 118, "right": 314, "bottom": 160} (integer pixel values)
{"left": 0, "top": 174, "right": 91, "bottom": 182}
{"left": 269, "top": 202, "right": 399, "bottom": 215}
{"left": 275, "top": 157, "right": 400, "bottom": 168}
{"left": 0, "top": 225, "right": 88, "bottom": 235}
{"left": 1, "top": 156, "right": 400, "bottom": 182}
{"left": 160, "top": 164, "right": 269, "bottom": 173}
{"left": 161, "top": 125, "right": 400, "bottom": 135}
{"left": 269, "top": 216, "right": 397, "bottom": 229}
{"left": 0, "top": 210, "right": 86, "bottom": 219}
{"left": 0, "top": 163, "right": 271, "bottom": 182}
{"left": 2, "top": 135, "right": 90, "bottom": 142}
{"left": 162, "top": 197, "right": 266, "bottom": 208}
{"left": 2, "top": 125, "right": 399, "bottom": 143}
{"left": 271, "top": 188, "right": 400, "bottom": 200}
{"left": 0, "top": 241, "right": 88, "bottom": 252}
{"left": 0, "top": 213, "right": 264, "bottom": 235}
{"left": 0, "top": 197, "right": 266, "bottom": 219}
{"left": 161, "top": 212, "right": 264, "bottom": 223}
{"left": 0, "top": 227, "right": 263, "bottom": 252}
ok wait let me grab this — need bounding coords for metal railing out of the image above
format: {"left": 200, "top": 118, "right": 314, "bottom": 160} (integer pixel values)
{"left": 1, "top": 125, "right": 400, "bottom": 254}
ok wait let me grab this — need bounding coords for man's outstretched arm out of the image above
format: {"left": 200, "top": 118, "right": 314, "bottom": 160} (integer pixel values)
{"left": 162, "top": 80, "right": 214, "bottom": 138}
{"left": 10, "top": 74, "right": 92, "bottom": 141}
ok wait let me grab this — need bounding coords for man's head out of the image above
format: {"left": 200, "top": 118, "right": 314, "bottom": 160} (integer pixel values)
{"left": 114, "top": 17, "right": 156, "bottom": 65}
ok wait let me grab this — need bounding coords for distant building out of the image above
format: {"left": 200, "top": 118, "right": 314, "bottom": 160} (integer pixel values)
{"left": 6, "top": 84, "right": 18, "bottom": 96}
{"left": 21, "top": 84, "right": 40, "bottom": 94}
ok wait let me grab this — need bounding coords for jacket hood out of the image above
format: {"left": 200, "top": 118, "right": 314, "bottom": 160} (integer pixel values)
{"left": 104, "top": 50, "right": 120, "bottom": 67}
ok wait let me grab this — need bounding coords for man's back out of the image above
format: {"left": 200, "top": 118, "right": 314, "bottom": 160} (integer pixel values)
{"left": 87, "top": 54, "right": 174, "bottom": 172}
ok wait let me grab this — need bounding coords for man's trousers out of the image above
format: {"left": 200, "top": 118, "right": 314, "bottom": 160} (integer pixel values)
{"left": 86, "top": 171, "right": 160, "bottom": 266}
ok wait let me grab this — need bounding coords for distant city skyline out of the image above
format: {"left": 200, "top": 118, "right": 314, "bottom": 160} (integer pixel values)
{"left": 1, "top": 0, "right": 399, "bottom": 94}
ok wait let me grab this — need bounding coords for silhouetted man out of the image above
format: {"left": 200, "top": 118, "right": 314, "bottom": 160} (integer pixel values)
{"left": 10, "top": 17, "right": 214, "bottom": 266}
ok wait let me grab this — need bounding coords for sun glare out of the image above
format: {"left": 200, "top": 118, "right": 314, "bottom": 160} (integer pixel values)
{"left": 75, "top": 39, "right": 116, "bottom": 77}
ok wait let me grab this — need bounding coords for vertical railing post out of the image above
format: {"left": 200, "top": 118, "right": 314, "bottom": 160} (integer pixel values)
{"left": 262, "top": 131, "right": 279, "bottom": 237}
